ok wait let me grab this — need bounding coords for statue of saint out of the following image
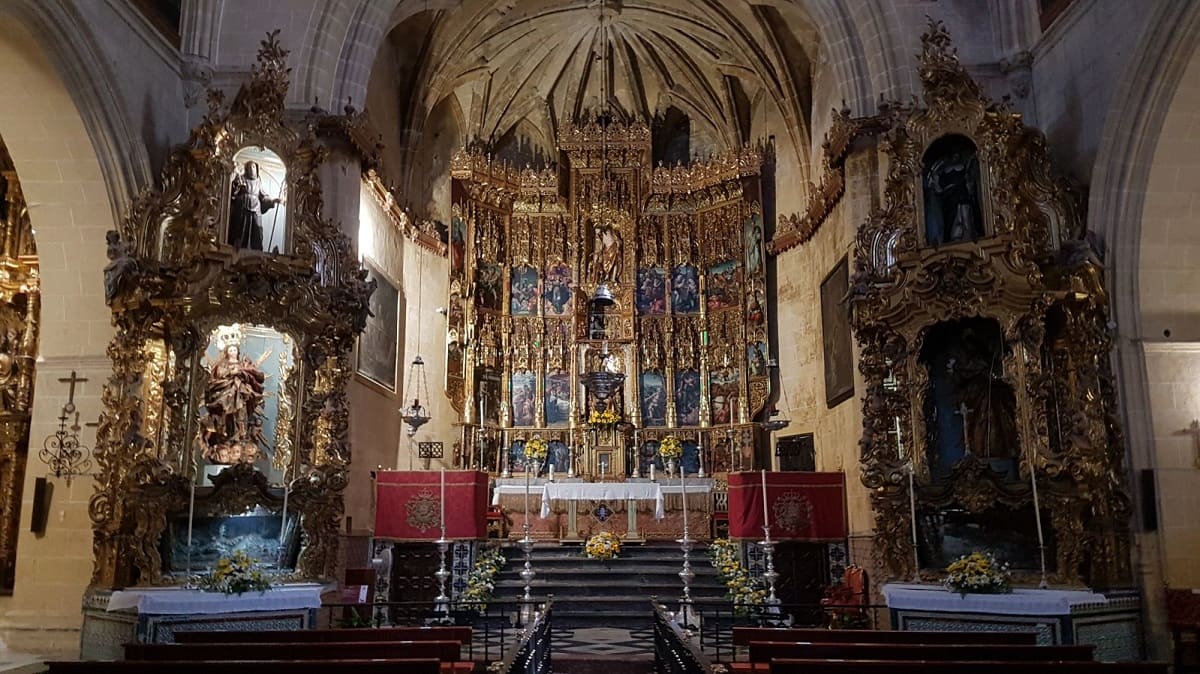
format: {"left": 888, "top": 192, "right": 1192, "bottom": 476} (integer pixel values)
{"left": 201, "top": 342, "right": 268, "bottom": 464}
{"left": 592, "top": 225, "right": 623, "bottom": 283}
{"left": 228, "top": 160, "right": 283, "bottom": 251}
{"left": 923, "top": 137, "right": 983, "bottom": 245}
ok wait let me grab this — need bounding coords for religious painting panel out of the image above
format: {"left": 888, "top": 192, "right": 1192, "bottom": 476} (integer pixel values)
{"left": 511, "top": 371, "right": 536, "bottom": 427}
{"left": 548, "top": 440, "right": 571, "bottom": 474}
{"left": 640, "top": 371, "right": 667, "bottom": 426}
{"left": 200, "top": 324, "right": 297, "bottom": 485}
{"left": 922, "top": 134, "right": 984, "bottom": 246}
{"left": 671, "top": 264, "right": 700, "bottom": 313}
{"left": 227, "top": 146, "right": 288, "bottom": 254}
{"left": 638, "top": 440, "right": 663, "bottom": 476}
{"left": 544, "top": 371, "right": 571, "bottom": 427}
{"left": 675, "top": 369, "right": 701, "bottom": 426}
{"left": 746, "top": 284, "right": 766, "bottom": 326}
{"left": 476, "top": 263, "right": 504, "bottom": 311}
{"left": 446, "top": 328, "right": 464, "bottom": 381}
{"left": 820, "top": 256, "right": 854, "bottom": 408}
{"left": 747, "top": 341, "right": 769, "bottom": 378}
{"left": 478, "top": 371, "right": 501, "bottom": 425}
{"left": 164, "top": 503, "right": 300, "bottom": 575}
{"left": 543, "top": 262, "right": 573, "bottom": 316}
{"left": 356, "top": 260, "right": 399, "bottom": 391}
{"left": 510, "top": 264, "right": 539, "bottom": 315}
{"left": 449, "top": 212, "right": 467, "bottom": 276}
{"left": 917, "top": 504, "right": 1053, "bottom": 573}
{"left": 709, "top": 367, "right": 739, "bottom": 425}
{"left": 744, "top": 211, "right": 764, "bottom": 276}
{"left": 681, "top": 439, "right": 701, "bottom": 476}
{"left": 509, "top": 439, "right": 528, "bottom": 473}
{"left": 706, "top": 260, "right": 741, "bottom": 312}
{"left": 636, "top": 268, "right": 667, "bottom": 315}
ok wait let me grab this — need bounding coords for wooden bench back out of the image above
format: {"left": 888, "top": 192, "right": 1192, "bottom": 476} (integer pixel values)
{"left": 124, "top": 640, "right": 462, "bottom": 662}
{"left": 733, "top": 627, "right": 1036, "bottom": 646}
{"left": 749, "top": 641, "right": 1093, "bottom": 663}
{"left": 174, "top": 626, "right": 473, "bottom": 645}
{"left": 46, "top": 659, "right": 442, "bottom": 673}
{"left": 768, "top": 659, "right": 1169, "bottom": 673}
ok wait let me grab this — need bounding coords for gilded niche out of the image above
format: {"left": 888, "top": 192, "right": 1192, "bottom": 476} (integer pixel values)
{"left": 850, "top": 22, "right": 1129, "bottom": 588}
{"left": 91, "top": 32, "right": 374, "bottom": 587}
{"left": 449, "top": 120, "right": 771, "bottom": 478}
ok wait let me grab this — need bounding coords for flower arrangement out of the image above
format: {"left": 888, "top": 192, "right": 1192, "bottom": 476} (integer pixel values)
{"left": 708, "top": 538, "right": 766, "bottom": 612}
{"left": 584, "top": 531, "right": 622, "bottom": 560}
{"left": 458, "top": 547, "right": 506, "bottom": 611}
{"left": 943, "top": 551, "right": 1012, "bottom": 597}
{"left": 588, "top": 408, "right": 620, "bottom": 426}
{"left": 197, "top": 550, "right": 273, "bottom": 596}
{"left": 523, "top": 436, "right": 548, "bottom": 462}
{"left": 658, "top": 435, "right": 683, "bottom": 461}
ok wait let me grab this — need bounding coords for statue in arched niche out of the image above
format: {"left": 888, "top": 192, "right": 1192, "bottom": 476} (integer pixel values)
{"left": 228, "top": 160, "right": 285, "bottom": 251}
{"left": 201, "top": 328, "right": 269, "bottom": 465}
{"left": 923, "top": 135, "right": 984, "bottom": 245}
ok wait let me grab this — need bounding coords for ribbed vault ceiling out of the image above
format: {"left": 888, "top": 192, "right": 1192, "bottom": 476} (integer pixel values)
{"left": 387, "top": 0, "right": 820, "bottom": 159}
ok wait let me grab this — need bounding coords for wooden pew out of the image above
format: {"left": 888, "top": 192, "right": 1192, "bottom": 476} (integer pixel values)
{"left": 174, "top": 625, "right": 473, "bottom": 645}
{"left": 46, "top": 659, "right": 443, "bottom": 673}
{"left": 749, "top": 641, "right": 1094, "bottom": 663}
{"left": 125, "top": 640, "right": 461, "bottom": 662}
{"left": 733, "top": 627, "right": 1037, "bottom": 646}
{"left": 768, "top": 659, "right": 1170, "bottom": 673}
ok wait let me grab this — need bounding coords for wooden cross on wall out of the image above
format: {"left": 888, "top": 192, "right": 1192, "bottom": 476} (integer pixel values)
{"left": 58, "top": 370, "right": 87, "bottom": 413}
{"left": 1179, "top": 419, "right": 1200, "bottom": 470}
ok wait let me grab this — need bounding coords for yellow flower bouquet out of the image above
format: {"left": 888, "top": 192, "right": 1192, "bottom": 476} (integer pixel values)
{"left": 588, "top": 408, "right": 620, "bottom": 427}
{"left": 198, "top": 550, "right": 273, "bottom": 596}
{"left": 584, "top": 531, "right": 622, "bottom": 560}
{"left": 524, "top": 436, "right": 548, "bottom": 461}
{"left": 943, "top": 551, "right": 1011, "bottom": 597}
{"left": 658, "top": 435, "right": 683, "bottom": 460}
{"left": 708, "top": 538, "right": 766, "bottom": 614}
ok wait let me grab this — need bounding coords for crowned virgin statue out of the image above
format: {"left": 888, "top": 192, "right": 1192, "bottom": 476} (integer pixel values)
{"left": 201, "top": 336, "right": 268, "bottom": 465}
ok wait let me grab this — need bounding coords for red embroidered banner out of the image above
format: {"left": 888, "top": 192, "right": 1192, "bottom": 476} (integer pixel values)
{"left": 374, "top": 471, "right": 489, "bottom": 540}
{"left": 728, "top": 471, "right": 847, "bottom": 541}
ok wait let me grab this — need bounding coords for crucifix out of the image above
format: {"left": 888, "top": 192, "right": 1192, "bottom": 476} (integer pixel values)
{"left": 1178, "top": 419, "right": 1200, "bottom": 470}
{"left": 58, "top": 371, "right": 88, "bottom": 414}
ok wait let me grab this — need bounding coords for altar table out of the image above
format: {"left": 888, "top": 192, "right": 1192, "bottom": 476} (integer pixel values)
{"left": 883, "top": 583, "right": 1142, "bottom": 660}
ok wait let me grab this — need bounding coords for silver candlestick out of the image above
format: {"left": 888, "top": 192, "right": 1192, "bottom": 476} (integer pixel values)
{"left": 519, "top": 524, "right": 537, "bottom": 622}
{"left": 758, "top": 526, "right": 782, "bottom": 610}
{"left": 433, "top": 537, "right": 451, "bottom": 617}
{"left": 677, "top": 471, "right": 695, "bottom": 628}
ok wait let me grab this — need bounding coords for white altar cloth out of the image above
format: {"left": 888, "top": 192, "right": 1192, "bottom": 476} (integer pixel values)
{"left": 540, "top": 482, "right": 666, "bottom": 519}
{"left": 883, "top": 583, "right": 1109, "bottom": 616}
{"left": 107, "top": 583, "right": 326, "bottom": 615}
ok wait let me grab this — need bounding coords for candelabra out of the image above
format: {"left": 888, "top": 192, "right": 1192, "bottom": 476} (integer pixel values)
{"left": 519, "top": 523, "right": 537, "bottom": 621}
{"left": 758, "top": 526, "right": 782, "bottom": 611}
{"left": 433, "top": 536, "right": 450, "bottom": 618}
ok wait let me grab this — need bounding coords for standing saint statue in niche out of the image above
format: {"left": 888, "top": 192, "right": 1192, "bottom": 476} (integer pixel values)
{"left": 923, "top": 135, "right": 984, "bottom": 245}
{"left": 591, "top": 223, "right": 623, "bottom": 283}
{"left": 228, "top": 160, "right": 284, "bottom": 251}
{"left": 202, "top": 341, "right": 268, "bottom": 464}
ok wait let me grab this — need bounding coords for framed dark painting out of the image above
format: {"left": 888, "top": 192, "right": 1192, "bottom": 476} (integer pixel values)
{"left": 821, "top": 255, "right": 854, "bottom": 407}
{"left": 356, "top": 260, "right": 400, "bottom": 391}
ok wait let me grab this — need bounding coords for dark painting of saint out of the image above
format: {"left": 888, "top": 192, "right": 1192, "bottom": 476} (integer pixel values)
{"left": 923, "top": 134, "right": 984, "bottom": 245}
{"left": 671, "top": 265, "right": 700, "bottom": 313}
{"left": 476, "top": 263, "right": 504, "bottom": 310}
{"left": 545, "top": 371, "right": 571, "bottom": 427}
{"left": 681, "top": 440, "right": 701, "bottom": 476}
{"left": 709, "top": 367, "right": 740, "bottom": 425}
{"left": 640, "top": 372, "right": 667, "bottom": 426}
{"left": 511, "top": 265, "right": 539, "bottom": 315}
{"left": 450, "top": 215, "right": 466, "bottom": 275}
{"left": 745, "top": 212, "right": 764, "bottom": 275}
{"left": 548, "top": 440, "right": 571, "bottom": 473}
{"left": 748, "top": 342, "right": 769, "bottom": 378}
{"left": 636, "top": 268, "right": 667, "bottom": 315}
{"left": 674, "top": 370, "right": 701, "bottom": 426}
{"left": 638, "top": 440, "right": 663, "bottom": 476}
{"left": 543, "top": 262, "right": 573, "bottom": 316}
{"left": 746, "top": 286, "right": 766, "bottom": 326}
{"left": 706, "top": 261, "right": 741, "bottom": 312}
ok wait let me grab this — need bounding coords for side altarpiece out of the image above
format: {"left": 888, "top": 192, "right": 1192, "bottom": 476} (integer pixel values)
{"left": 90, "top": 33, "right": 374, "bottom": 587}
{"left": 850, "top": 23, "right": 1131, "bottom": 588}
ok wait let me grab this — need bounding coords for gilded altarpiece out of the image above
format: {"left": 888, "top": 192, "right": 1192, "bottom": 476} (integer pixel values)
{"left": 448, "top": 122, "right": 769, "bottom": 484}
{"left": 850, "top": 23, "right": 1131, "bottom": 588}
{"left": 0, "top": 142, "right": 39, "bottom": 593}
{"left": 90, "top": 34, "right": 374, "bottom": 588}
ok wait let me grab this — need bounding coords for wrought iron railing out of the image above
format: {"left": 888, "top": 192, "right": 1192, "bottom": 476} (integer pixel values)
{"left": 653, "top": 600, "right": 722, "bottom": 674}
{"left": 690, "top": 598, "right": 888, "bottom": 663}
{"left": 490, "top": 598, "right": 552, "bottom": 674}
{"left": 320, "top": 598, "right": 547, "bottom": 663}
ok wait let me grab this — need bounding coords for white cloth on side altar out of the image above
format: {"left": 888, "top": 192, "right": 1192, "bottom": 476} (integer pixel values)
{"left": 106, "top": 583, "right": 326, "bottom": 614}
{"left": 538, "top": 481, "right": 666, "bottom": 519}
{"left": 882, "top": 583, "right": 1109, "bottom": 616}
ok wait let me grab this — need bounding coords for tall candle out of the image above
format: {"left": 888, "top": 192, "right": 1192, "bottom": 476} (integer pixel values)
{"left": 524, "top": 469, "right": 531, "bottom": 523}
{"left": 650, "top": 463, "right": 655, "bottom": 481}
{"left": 549, "top": 463, "right": 555, "bottom": 481}
{"left": 440, "top": 468, "right": 446, "bottom": 536}
{"left": 761, "top": 469, "right": 770, "bottom": 528}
